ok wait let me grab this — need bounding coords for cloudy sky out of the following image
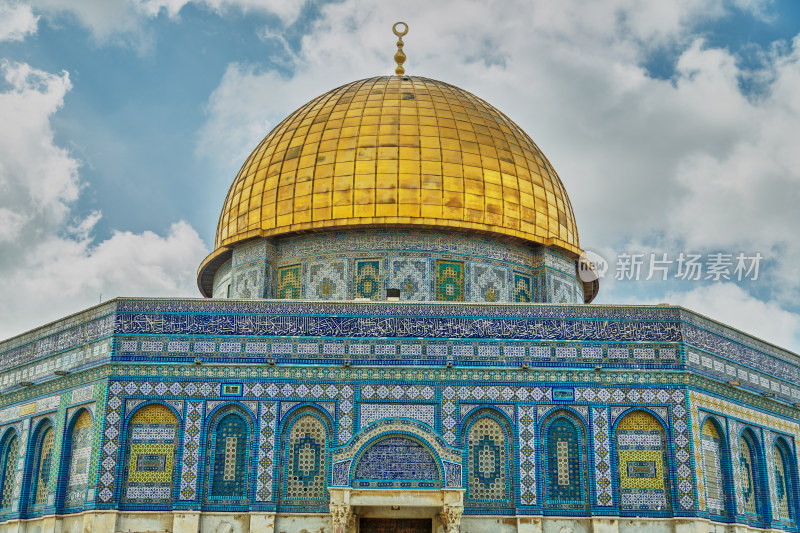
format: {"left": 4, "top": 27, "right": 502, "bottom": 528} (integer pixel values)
{"left": 0, "top": 0, "right": 799, "bottom": 352}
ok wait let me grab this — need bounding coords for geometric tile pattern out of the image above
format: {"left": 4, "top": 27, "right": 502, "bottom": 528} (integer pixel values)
{"left": 592, "top": 407, "right": 613, "bottom": 507}
{"left": 255, "top": 402, "right": 277, "bottom": 502}
{"left": 178, "top": 401, "right": 202, "bottom": 501}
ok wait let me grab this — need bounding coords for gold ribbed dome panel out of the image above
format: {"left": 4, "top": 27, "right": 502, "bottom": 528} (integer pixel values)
{"left": 214, "top": 76, "right": 580, "bottom": 253}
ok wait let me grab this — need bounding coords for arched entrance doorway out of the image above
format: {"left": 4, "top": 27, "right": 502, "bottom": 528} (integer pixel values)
{"left": 328, "top": 419, "right": 464, "bottom": 533}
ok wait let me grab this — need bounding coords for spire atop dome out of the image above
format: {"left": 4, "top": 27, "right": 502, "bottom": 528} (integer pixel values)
{"left": 393, "top": 22, "right": 408, "bottom": 75}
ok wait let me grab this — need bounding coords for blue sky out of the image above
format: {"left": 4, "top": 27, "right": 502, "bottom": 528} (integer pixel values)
{"left": 0, "top": 0, "right": 799, "bottom": 352}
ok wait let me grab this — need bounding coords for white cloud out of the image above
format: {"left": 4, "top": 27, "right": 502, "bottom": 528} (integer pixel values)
{"left": 0, "top": 61, "right": 208, "bottom": 340}
{"left": 0, "top": 1, "right": 38, "bottom": 41}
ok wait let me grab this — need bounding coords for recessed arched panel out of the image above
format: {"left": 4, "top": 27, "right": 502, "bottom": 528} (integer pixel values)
{"left": 773, "top": 438, "right": 795, "bottom": 523}
{"left": 0, "top": 430, "right": 19, "bottom": 511}
{"left": 615, "top": 410, "right": 671, "bottom": 513}
{"left": 464, "top": 413, "right": 511, "bottom": 504}
{"left": 279, "top": 407, "right": 330, "bottom": 508}
{"left": 738, "top": 430, "right": 763, "bottom": 519}
{"left": 29, "top": 424, "right": 55, "bottom": 509}
{"left": 61, "top": 410, "right": 94, "bottom": 509}
{"left": 542, "top": 410, "right": 589, "bottom": 510}
{"left": 701, "top": 418, "right": 728, "bottom": 516}
{"left": 353, "top": 435, "right": 441, "bottom": 488}
{"left": 121, "top": 403, "right": 180, "bottom": 506}
{"left": 205, "top": 408, "right": 251, "bottom": 505}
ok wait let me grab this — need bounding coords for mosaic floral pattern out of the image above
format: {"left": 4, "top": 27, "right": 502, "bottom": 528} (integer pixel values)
{"left": 354, "top": 260, "right": 382, "bottom": 299}
{"left": 31, "top": 426, "right": 54, "bottom": 506}
{"left": 284, "top": 412, "right": 327, "bottom": 503}
{"left": 701, "top": 419, "right": 726, "bottom": 515}
{"left": 616, "top": 410, "right": 671, "bottom": 511}
{"left": 354, "top": 437, "right": 440, "bottom": 488}
{"left": 466, "top": 415, "right": 508, "bottom": 503}
{"left": 277, "top": 265, "right": 301, "bottom": 299}
{"left": 208, "top": 411, "right": 249, "bottom": 502}
{"left": 543, "top": 412, "right": 588, "bottom": 508}
{"left": 122, "top": 404, "right": 179, "bottom": 505}
{"left": 436, "top": 260, "right": 464, "bottom": 301}
{"left": 0, "top": 431, "right": 17, "bottom": 510}
{"left": 64, "top": 411, "right": 93, "bottom": 508}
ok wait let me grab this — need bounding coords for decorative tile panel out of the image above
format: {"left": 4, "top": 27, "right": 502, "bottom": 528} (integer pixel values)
{"left": 178, "top": 401, "right": 202, "bottom": 501}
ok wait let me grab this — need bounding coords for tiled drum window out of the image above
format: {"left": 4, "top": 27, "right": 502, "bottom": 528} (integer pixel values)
{"left": 436, "top": 260, "right": 464, "bottom": 301}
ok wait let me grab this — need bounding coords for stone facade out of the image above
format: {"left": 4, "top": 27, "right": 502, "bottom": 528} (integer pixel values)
{"left": 0, "top": 298, "right": 798, "bottom": 533}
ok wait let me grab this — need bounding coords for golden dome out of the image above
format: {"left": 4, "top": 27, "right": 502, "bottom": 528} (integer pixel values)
{"left": 200, "top": 75, "right": 582, "bottom": 289}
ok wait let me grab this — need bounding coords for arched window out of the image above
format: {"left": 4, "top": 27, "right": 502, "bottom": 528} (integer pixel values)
{"left": 542, "top": 411, "right": 589, "bottom": 509}
{"left": 773, "top": 439, "right": 794, "bottom": 522}
{"left": 615, "top": 410, "right": 671, "bottom": 512}
{"left": 206, "top": 410, "right": 250, "bottom": 504}
{"left": 29, "top": 424, "right": 54, "bottom": 508}
{"left": 121, "top": 403, "right": 179, "bottom": 506}
{"left": 62, "top": 410, "right": 93, "bottom": 509}
{"left": 0, "top": 431, "right": 18, "bottom": 511}
{"left": 280, "top": 410, "right": 328, "bottom": 506}
{"left": 467, "top": 416, "right": 507, "bottom": 501}
{"left": 701, "top": 418, "right": 728, "bottom": 516}
{"left": 739, "top": 431, "right": 762, "bottom": 519}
